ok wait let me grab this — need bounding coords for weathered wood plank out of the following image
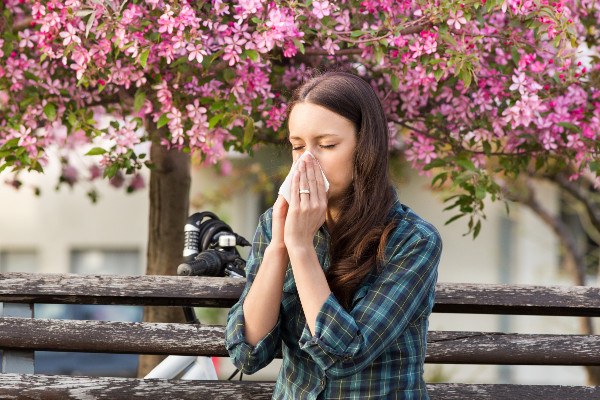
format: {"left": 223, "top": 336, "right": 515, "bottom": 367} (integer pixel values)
{"left": 0, "top": 374, "right": 597, "bottom": 400}
{"left": 1, "top": 318, "right": 599, "bottom": 365}
{"left": 1, "top": 273, "right": 599, "bottom": 315}
{"left": 1, "top": 304, "right": 34, "bottom": 374}
{"left": 426, "top": 383, "right": 600, "bottom": 400}
{"left": 0, "top": 273, "right": 241, "bottom": 307}
{"left": 426, "top": 331, "right": 600, "bottom": 365}
{"left": 433, "top": 283, "right": 600, "bottom": 316}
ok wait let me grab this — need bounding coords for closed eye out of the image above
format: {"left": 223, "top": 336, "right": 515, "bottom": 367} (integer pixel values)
{"left": 292, "top": 145, "right": 336, "bottom": 151}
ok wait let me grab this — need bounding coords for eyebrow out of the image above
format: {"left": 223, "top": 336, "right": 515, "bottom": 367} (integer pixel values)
{"left": 288, "top": 133, "right": 340, "bottom": 141}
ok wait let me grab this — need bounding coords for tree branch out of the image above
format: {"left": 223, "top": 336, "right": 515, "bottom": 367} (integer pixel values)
{"left": 499, "top": 177, "right": 594, "bottom": 334}
{"left": 502, "top": 178, "right": 588, "bottom": 285}
{"left": 553, "top": 172, "right": 600, "bottom": 234}
{"left": 304, "top": 48, "right": 362, "bottom": 56}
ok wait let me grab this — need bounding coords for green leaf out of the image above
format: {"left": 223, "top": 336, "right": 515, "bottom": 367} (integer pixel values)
{"left": 456, "top": 156, "right": 476, "bottom": 171}
{"left": 475, "top": 186, "right": 487, "bottom": 200}
{"left": 293, "top": 38, "right": 305, "bottom": 55}
{"left": 44, "top": 103, "right": 57, "bottom": 121}
{"left": 23, "top": 71, "right": 39, "bottom": 81}
{"left": 85, "top": 147, "right": 107, "bottom": 156}
{"left": 511, "top": 47, "right": 520, "bottom": 66}
{"left": 390, "top": 74, "right": 400, "bottom": 91}
{"left": 103, "top": 163, "right": 119, "bottom": 179}
{"left": 139, "top": 49, "right": 150, "bottom": 68}
{"left": 473, "top": 220, "right": 482, "bottom": 238}
{"left": 75, "top": 9, "right": 94, "bottom": 17}
{"left": 459, "top": 68, "right": 472, "bottom": 88}
{"left": 557, "top": 122, "right": 581, "bottom": 132}
{"left": 134, "top": 90, "right": 146, "bottom": 113}
{"left": 85, "top": 11, "right": 96, "bottom": 38}
{"left": 208, "top": 114, "right": 224, "bottom": 129}
{"left": 67, "top": 112, "right": 78, "bottom": 127}
{"left": 434, "top": 69, "right": 444, "bottom": 81}
{"left": 157, "top": 113, "right": 169, "bottom": 129}
{"left": 431, "top": 172, "right": 447, "bottom": 187}
{"left": 1, "top": 138, "right": 19, "bottom": 149}
{"left": 350, "top": 30, "right": 365, "bottom": 37}
{"left": 243, "top": 117, "right": 255, "bottom": 148}
{"left": 223, "top": 68, "right": 236, "bottom": 83}
{"left": 444, "top": 213, "right": 466, "bottom": 225}
{"left": 244, "top": 49, "right": 259, "bottom": 62}
{"left": 423, "top": 158, "right": 446, "bottom": 170}
{"left": 374, "top": 46, "right": 384, "bottom": 64}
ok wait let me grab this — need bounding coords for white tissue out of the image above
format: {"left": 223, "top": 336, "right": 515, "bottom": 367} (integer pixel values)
{"left": 278, "top": 151, "right": 330, "bottom": 204}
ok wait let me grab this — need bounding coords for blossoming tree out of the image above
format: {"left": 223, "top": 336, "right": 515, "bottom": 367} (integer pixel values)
{"left": 1, "top": 0, "right": 599, "bottom": 376}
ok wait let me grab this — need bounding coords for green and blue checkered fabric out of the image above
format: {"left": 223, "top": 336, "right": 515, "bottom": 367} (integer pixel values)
{"left": 225, "top": 193, "right": 442, "bottom": 399}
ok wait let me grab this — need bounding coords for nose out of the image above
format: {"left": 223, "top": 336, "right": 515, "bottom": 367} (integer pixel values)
{"left": 300, "top": 149, "right": 321, "bottom": 165}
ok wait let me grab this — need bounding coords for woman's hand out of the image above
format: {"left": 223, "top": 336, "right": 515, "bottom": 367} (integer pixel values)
{"left": 270, "top": 194, "right": 289, "bottom": 250}
{"left": 284, "top": 154, "right": 328, "bottom": 252}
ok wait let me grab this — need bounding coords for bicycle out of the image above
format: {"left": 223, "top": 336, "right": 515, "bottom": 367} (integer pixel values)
{"left": 144, "top": 211, "right": 249, "bottom": 381}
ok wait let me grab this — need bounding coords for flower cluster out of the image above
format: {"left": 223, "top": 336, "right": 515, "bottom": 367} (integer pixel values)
{"left": 0, "top": 0, "right": 598, "bottom": 221}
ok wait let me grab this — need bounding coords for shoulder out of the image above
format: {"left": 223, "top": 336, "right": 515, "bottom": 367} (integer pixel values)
{"left": 386, "top": 199, "right": 442, "bottom": 259}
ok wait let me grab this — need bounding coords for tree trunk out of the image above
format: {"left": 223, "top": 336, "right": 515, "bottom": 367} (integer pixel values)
{"left": 137, "top": 129, "right": 191, "bottom": 377}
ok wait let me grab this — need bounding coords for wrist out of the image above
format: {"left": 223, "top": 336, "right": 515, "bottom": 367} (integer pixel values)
{"left": 266, "top": 243, "right": 289, "bottom": 258}
{"left": 286, "top": 244, "right": 313, "bottom": 259}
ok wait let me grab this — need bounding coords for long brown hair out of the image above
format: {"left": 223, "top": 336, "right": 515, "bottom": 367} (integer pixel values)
{"left": 287, "top": 71, "right": 399, "bottom": 309}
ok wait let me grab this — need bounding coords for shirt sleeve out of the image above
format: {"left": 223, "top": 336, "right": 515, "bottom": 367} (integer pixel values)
{"left": 224, "top": 210, "right": 282, "bottom": 375}
{"left": 298, "top": 229, "right": 442, "bottom": 379}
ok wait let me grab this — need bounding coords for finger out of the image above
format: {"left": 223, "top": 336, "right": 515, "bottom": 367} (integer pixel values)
{"left": 298, "top": 159, "right": 310, "bottom": 207}
{"left": 304, "top": 156, "right": 320, "bottom": 205}
{"left": 290, "top": 160, "right": 299, "bottom": 210}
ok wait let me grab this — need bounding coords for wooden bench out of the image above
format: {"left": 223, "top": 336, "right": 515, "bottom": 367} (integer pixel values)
{"left": 0, "top": 272, "right": 598, "bottom": 399}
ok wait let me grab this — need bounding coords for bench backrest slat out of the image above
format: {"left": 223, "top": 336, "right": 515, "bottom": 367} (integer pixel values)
{"left": 1, "top": 318, "right": 599, "bottom": 366}
{"left": 1, "top": 273, "right": 599, "bottom": 316}
{"left": 0, "top": 374, "right": 596, "bottom": 400}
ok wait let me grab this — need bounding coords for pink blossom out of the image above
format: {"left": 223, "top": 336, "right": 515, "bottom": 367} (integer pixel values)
{"left": 187, "top": 43, "right": 206, "bottom": 63}
{"left": 157, "top": 5, "right": 176, "bottom": 34}
{"left": 70, "top": 60, "right": 86, "bottom": 80}
{"left": 447, "top": 10, "right": 467, "bottom": 30}
{"left": 322, "top": 38, "right": 340, "bottom": 55}
{"left": 89, "top": 164, "right": 102, "bottom": 180}
{"left": 61, "top": 165, "right": 79, "bottom": 186}
{"left": 405, "top": 134, "right": 437, "bottom": 167}
{"left": 223, "top": 34, "right": 247, "bottom": 66}
{"left": 219, "top": 159, "right": 233, "bottom": 176}
{"left": 127, "top": 174, "right": 145, "bottom": 191}
{"left": 540, "top": 131, "right": 558, "bottom": 150}
{"left": 18, "top": 30, "right": 37, "bottom": 48}
{"left": 263, "top": 104, "right": 287, "bottom": 131}
{"left": 313, "top": 1, "right": 331, "bottom": 19}
{"left": 59, "top": 24, "right": 81, "bottom": 46}
{"left": 509, "top": 72, "right": 527, "bottom": 95}
{"left": 167, "top": 107, "right": 184, "bottom": 146}
{"left": 186, "top": 100, "right": 208, "bottom": 124}
{"left": 108, "top": 120, "right": 141, "bottom": 155}
{"left": 409, "top": 41, "right": 424, "bottom": 59}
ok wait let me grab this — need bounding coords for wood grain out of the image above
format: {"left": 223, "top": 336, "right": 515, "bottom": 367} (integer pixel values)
{"left": 0, "top": 374, "right": 596, "bottom": 400}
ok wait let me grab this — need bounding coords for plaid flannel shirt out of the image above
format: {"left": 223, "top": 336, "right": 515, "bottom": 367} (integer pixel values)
{"left": 225, "top": 191, "right": 442, "bottom": 399}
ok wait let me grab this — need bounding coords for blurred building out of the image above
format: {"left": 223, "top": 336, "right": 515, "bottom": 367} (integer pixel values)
{"left": 0, "top": 145, "right": 597, "bottom": 384}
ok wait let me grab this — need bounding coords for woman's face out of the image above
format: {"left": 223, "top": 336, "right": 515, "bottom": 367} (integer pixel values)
{"left": 288, "top": 102, "right": 357, "bottom": 203}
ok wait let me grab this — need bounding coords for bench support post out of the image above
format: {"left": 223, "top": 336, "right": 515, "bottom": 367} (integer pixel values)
{"left": 1, "top": 303, "right": 35, "bottom": 374}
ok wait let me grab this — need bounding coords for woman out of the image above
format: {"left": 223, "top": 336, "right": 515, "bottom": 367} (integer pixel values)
{"left": 225, "top": 71, "right": 443, "bottom": 399}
